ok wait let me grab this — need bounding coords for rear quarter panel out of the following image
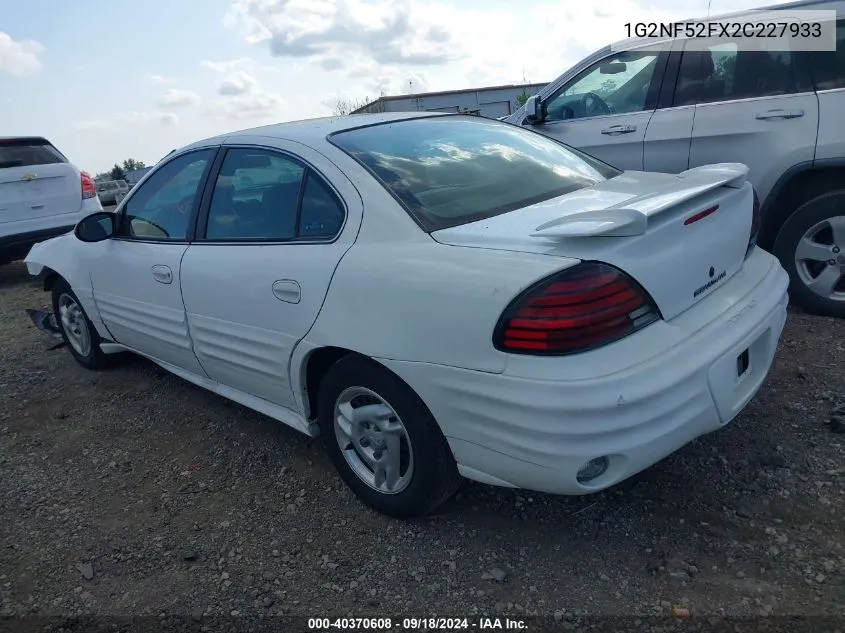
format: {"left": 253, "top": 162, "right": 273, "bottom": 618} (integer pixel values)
{"left": 303, "top": 240, "right": 574, "bottom": 374}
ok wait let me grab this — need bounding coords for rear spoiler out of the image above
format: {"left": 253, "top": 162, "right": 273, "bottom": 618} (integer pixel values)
{"left": 531, "top": 163, "right": 749, "bottom": 239}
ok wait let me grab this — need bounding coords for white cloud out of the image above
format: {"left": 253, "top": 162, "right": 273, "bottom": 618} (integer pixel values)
{"left": 148, "top": 73, "right": 178, "bottom": 84}
{"left": 73, "top": 120, "right": 112, "bottom": 132}
{"left": 157, "top": 88, "right": 201, "bottom": 108}
{"left": 201, "top": 58, "right": 252, "bottom": 74}
{"left": 224, "top": 0, "right": 460, "bottom": 68}
{"left": 117, "top": 111, "right": 180, "bottom": 126}
{"left": 217, "top": 70, "right": 258, "bottom": 96}
{"left": 209, "top": 88, "right": 285, "bottom": 121}
{"left": 0, "top": 32, "right": 44, "bottom": 77}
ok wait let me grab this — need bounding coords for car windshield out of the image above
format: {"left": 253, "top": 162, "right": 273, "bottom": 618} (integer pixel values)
{"left": 330, "top": 116, "right": 620, "bottom": 231}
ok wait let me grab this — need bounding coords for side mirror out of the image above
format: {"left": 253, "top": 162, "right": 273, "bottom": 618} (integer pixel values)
{"left": 524, "top": 95, "right": 543, "bottom": 125}
{"left": 75, "top": 211, "right": 116, "bottom": 243}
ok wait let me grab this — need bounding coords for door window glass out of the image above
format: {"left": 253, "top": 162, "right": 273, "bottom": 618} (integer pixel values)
{"left": 545, "top": 49, "right": 662, "bottom": 121}
{"left": 809, "top": 19, "right": 845, "bottom": 90}
{"left": 205, "top": 148, "right": 345, "bottom": 241}
{"left": 298, "top": 173, "right": 345, "bottom": 239}
{"left": 118, "top": 149, "right": 214, "bottom": 240}
{"left": 675, "top": 39, "right": 798, "bottom": 106}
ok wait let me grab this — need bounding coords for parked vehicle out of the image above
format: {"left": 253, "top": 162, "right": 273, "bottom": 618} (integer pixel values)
{"left": 505, "top": 0, "right": 845, "bottom": 317}
{"left": 25, "top": 113, "right": 787, "bottom": 518}
{"left": 0, "top": 136, "right": 103, "bottom": 265}
{"left": 95, "top": 179, "right": 129, "bottom": 205}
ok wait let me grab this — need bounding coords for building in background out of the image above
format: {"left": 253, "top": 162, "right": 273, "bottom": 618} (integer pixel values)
{"left": 124, "top": 167, "right": 153, "bottom": 186}
{"left": 351, "top": 83, "right": 548, "bottom": 119}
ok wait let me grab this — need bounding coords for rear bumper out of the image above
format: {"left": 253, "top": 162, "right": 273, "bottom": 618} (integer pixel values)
{"left": 380, "top": 251, "right": 790, "bottom": 495}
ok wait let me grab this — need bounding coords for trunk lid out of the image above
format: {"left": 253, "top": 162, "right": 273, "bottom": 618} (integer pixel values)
{"left": 0, "top": 138, "right": 82, "bottom": 224}
{"left": 431, "top": 163, "right": 754, "bottom": 321}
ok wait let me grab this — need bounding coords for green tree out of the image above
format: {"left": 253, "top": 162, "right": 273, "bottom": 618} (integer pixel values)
{"left": 109, "top": 164, "right": 126, "bottom": 181}
{"left": 122, "top": 158, "right": 146, "bottom": 173}
{"left": 516, "top": 89, "right": 530, "bottom": 107}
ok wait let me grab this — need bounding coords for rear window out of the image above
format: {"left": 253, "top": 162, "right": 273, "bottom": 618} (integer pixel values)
{"left": 329, "top": 116, "right": 620, "bottom": 231}
{"left": 0, "top": 138, "right": 67, "bottom": 169}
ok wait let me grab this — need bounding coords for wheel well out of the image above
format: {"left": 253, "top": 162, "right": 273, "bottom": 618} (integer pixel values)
{"left": 304, "top": 346, "right": 359, "bottom": 421}
{"left": 42, "top": 268, "right": 59, "bottom": 292}
{"left": 759, "top": 167, "right": 845, "bottom": 250}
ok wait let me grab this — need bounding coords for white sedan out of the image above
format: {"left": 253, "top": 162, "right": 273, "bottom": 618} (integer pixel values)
{"left": 25, "top": 113, "right": 789, "bottom": 518}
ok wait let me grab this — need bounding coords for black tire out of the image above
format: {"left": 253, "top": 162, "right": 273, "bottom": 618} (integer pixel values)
{"left": 317, "top": 355, "right": 460, "bottom": 519}
{"left": 51, "top": 278, "right": 109, "bottom": 370}
{"left": 774, "top": 191, "right": 845, "bottom": 318}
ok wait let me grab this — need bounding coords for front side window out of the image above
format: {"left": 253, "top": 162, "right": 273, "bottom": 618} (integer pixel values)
{"left": 118, "top": 149, "right": 214, "bottom": 241}
{"left": 675, "top": 39, "right": 798, "bottom": 106}
{"left": 205, "top": 148, "right": 344, "bottom": 241}
{"left": 330, "top": 116, "right": 619, "bottom": 231}
{"left": 544, "top": 49, "right": 663, "bottom": 122}
{"left": 809, "top": 19, "right": 845, "bottom": 90}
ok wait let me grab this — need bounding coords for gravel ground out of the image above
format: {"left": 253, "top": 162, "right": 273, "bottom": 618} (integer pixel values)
{"left": 1, "top": 261, "right": 844, "bottom": 628}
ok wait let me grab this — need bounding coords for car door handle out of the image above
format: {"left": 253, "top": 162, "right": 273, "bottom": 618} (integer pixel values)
{"left": 755, "top": 109, "right": 804, "bottom": 120}
{"left": 601, "top": 124, "right": 637, "bottom": 135}
{"left": 272, "top": 279, "right": 301, "bottom": 304}
{"left": 151, "top": 265, "right": 173, "bottom": 284}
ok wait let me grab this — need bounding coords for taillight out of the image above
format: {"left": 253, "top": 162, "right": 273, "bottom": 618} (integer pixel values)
{"left": 81, "top": 172, "right": 97, "bottom": 199}
{"left": 493, "top": 262, "right": 660, "bottom": 356}
{"left": 745, "top": 188, "right": 761, "bottom": 260}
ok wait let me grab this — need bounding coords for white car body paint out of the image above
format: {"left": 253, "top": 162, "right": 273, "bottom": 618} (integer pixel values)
{"left": 25, "top": 112, "right": 790, "bottom": 496}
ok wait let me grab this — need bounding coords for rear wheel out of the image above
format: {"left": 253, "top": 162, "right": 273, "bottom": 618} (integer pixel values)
{"left": 52, "top": 278, "right": 109, "bottom": 370}
{"left": 774, "top": 191, "right": 845, "bottom": 318}
{"left": 317, "top": 355, "right": 460, "bottom": 518}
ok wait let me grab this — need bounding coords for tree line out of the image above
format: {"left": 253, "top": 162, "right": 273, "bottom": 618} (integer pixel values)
{"left": 94, "top": 158, "right": 147, "bottom": 182}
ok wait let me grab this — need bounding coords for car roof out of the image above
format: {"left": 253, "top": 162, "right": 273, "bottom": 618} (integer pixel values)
{"left": 186, "top": 111, "right": 448, "bottom": 150}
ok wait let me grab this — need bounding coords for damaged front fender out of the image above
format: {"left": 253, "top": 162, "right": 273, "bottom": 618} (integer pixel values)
{"left": 24, "top": 234, "right": 87, "bottom": 289}
{"left": 23, "top": 234, "right": 110, "bottom": 339}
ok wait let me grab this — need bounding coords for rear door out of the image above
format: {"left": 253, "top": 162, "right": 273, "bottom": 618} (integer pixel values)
{"left": 0, "top": 138, "right": 82, "bottom": 223}
{"left": 179, "top": 138, "right": 362, "bottom": 410}
{"left": 682, "top": 37, "right": 819, "bottom": 205}
{"left": 528, "top": 46, "right": 669, "bottom": 170}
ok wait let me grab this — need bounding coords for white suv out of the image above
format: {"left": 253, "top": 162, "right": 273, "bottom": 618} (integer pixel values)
{"left": 0, "top": 136, "right": 103, "bottom": 265}
{"left": 507, "top": 0, "right": 845, "bottom": 316}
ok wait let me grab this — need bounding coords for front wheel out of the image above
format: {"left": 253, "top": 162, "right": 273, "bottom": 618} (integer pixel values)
{"left": 774, "top": 191, "right": 845, "bottom": 318}
{"left": 317, "top": 356, "right": 460, "bottom": 519}
{"left": 52, "top": 279, "right": 109, "bottom": 370}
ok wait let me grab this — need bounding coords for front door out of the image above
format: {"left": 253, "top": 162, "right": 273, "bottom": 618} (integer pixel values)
{"left": 90, "top": 147, "right": 217, "bottom": 374}
{"left": 528, "top": 47, "right": 669, "bottom": 170}
{"left": 680, "top": 38, "right": 819, "bottom": 204}
{"left": 179, "top": 140, "right": 362, "bottom": 409}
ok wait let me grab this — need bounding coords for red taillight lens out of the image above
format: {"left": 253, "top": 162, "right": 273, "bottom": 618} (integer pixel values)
{"left": 745, "top": 188, "right": 761, "bottom": 260}
{"left": 81, "top": 172, "right": 97, "bottom": 200}
{"left": 493, "top": 262, "right": 660, "bottom": 355}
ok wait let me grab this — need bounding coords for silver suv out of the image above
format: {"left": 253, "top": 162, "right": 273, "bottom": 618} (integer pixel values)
{"left": 506, "top": 0, "right": 845, "bottom": 317}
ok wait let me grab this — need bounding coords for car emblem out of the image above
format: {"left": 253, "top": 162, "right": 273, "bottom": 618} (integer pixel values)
{"left": 708, "top": 266, "right": 715, "bottom": 278}
{"left": 20, "top": 173, "right": 37, "bottom": 182}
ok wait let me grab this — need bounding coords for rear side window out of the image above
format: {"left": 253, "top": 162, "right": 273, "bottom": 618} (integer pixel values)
{"left": 810, "top": 19, "right": 845, "bottom": 90}
{"left": 674, "top": 40, "right": 798, "bottom": 106}
{"left": 330, "top": 116, "right": 619, "bottom": 231}
{"left": 0, "top": 138, "right": 67, "bottom": 169}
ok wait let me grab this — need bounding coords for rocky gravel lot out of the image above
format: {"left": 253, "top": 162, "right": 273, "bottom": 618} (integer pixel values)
{"left": 1, "top": 261, "right": 844, "bottom": 629}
